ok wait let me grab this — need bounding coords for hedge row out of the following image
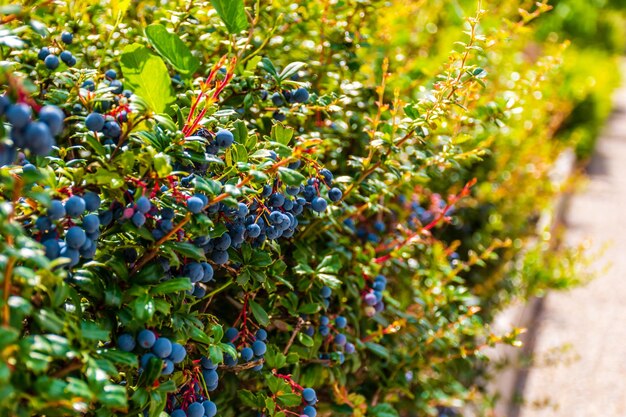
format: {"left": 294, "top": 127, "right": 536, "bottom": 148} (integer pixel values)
{"left": 0, "top": 1, "right": 621, "bottom": 416}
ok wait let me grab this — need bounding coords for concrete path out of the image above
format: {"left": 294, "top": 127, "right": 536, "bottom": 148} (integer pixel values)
{"left": 517, "top": 75, "right": 626, "bottom": 416}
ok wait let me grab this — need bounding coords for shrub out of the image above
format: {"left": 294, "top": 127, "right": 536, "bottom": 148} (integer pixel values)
{"left": 0, "top": 1, "right": 618, "bottom": 417}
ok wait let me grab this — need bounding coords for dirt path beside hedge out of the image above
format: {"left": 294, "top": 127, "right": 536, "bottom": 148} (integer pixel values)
{"left": 518, "top": 76, "right": 626, "bottom": 417}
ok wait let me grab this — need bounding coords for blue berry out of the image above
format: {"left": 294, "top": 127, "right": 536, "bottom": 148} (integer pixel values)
{"left": 35, "top": 215, "right": 51, "bottom": 231}
{"left": 43, "top": 239, "right": 60, "bottom": 259}
{"left": 170, "top": 410, "right": 186, "bottom": 417}
{"left": 252, "top": 340, "right": 267, "bottom": 356}
{"left": 192, "top": 284, "right": 206, "bottom": 298}
{"left": 59, "top": 246, "right": 79, "bottom": 266}
{"left": 211, "top": 250, "right": 229, "bottom": 264}
{"left": 335, "top": 316, "right": 347, "bottom": 329}
{"left": 255, "top": 329, "right": 268, "bottom": 341}
{"left": 303, "top": 406, "right": 317, "bottom": 417}
{"left": 215, "top": 129, "right": 234, "bottom": 148}
{"left": 292, "top": 87, "right": 310, "bottom": 103}
{"left": 320, "top": 286, "right": 332, "bottom": 298}
{"left": 109, "top": 79, "right": 123, "bottom": 94}
{"left": 334, "top": 333, "right": 347, "bottom": 346}
{"left": 184, "top": 262, "right": 204, "bottom": 283}
{"left": 225, "top": 327, "right": 239, "bottom": 342}
{"left": 345, "top": 342, "right": 356, "bottom": 354}
{"left": 201, "top": 262, "right": 214, "bottom": 282}
{"left": 38, "top": 47, "right": 50, "bottom": 60}
{"left": 161, "top": 359, "right": 174, "bottom": 375}
{"left": 105, "top": 69, "right": 117, "bottom": 80}
{"left": 82, "top": 214, "right": 100, "bottom": 233}
{"left": 187, "top": 196, "right": 204, "bottom": 213}
{"left": 169, "top": 343, "right": 186, "bottom": 364}
{"left": 201, "top": 357, "right": 217, "bottom": 370}
{"left": 302, "top": 388, "right": 317, "bottom": 403}
{"left": 240, "top": 347, "right": 254, "bottom": 361}
{"left": 117, "top": 333, "right": 136, "bottom": 352}
{"left": 60, "top": 50, "right": 73, "bottom": 65}
{"left": 137, "top": 329, "right": 156, "bottom": 348}
{"left": 271, "top": 92, "right": 284, "bottom": 106}
{"left": 152, "top": 337, "right": 173, "bottom": 358}
{"left": 131, "top": 211, "right": 146, "bottom": 227}
{"left": 202, "top": 369, "right": 219, "bottom": 387}
{"left": 136, "top": 196, "right": 151, "bottom": 214}
{"left": 102, "top": 121, "right": 121, "bottom": 138}
{"left": 65, "top": 226, "right": 86, "bottom": 249}
{"left": 311, "top": 197, "right": 327, "bottom": 212}
{"left": 328, "top": 187, "right": 342, "bottom": 202}
{"left": 319, "top": 325, "right": 329, "bottom": 336}
{"left": 320, "top": 316, "right": 330, "bottom": 326}
{"left": 246, "top": 223, "right": 261, "bottom": 238}
{"left": 6, "top": 103, "right": 32, "bottom": 129}
{"left": 38, "top": 105, "right": 65, "bottom": 136}
{"left": 202, "top": 400, "right": 217, "bottom": 417}
{"left": 272, "top": 110, "right": 286, "bottom": 121}
{"left": 85, "top": 112, "right": 105, "bottom": 132}
{"left": 187, "top": 402, "right": 204, "bottom": 417}
{"left": 83, "top": 192, "right": 101, "bottom": 212}
{"left": 44, "top": 54, "right": 59, "bottom": 70}
{"left": 61, "top": 31, "right": 73, "bottom": 44}
{"left": 24, "top": 121, "right": 54, "bottom": 155}
{"left": 269, "top": 193, "right": 285, "bottom": 208}
{"left": 81, "top": 79, "right": 95, "bottom": 91}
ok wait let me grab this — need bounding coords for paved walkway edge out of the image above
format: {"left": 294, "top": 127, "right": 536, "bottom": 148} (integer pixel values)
{"left": 487, "top": 148, "right": 577, "bottom": 417}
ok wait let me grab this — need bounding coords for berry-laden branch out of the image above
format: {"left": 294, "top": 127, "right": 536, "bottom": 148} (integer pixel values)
{"left": 373, "top": 178, "right": 477, "bottom": 264}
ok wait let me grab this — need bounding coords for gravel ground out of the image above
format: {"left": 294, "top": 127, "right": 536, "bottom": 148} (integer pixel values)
{"left": 518, "top": 77, "right": 626, "bottom": 417}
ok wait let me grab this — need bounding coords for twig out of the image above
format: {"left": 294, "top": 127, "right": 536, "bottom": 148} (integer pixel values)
{"left": 283, "top": 317, "right": 304, "bottom": 355}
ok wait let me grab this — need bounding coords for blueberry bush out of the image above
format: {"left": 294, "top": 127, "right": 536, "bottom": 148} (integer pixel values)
{"left": 0, "top": 1, "right": 621, "bottom": 417}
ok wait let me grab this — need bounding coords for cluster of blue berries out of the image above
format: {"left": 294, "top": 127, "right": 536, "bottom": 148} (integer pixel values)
{"left": 268, "top": 86, "right": 310, "bottom": 121}
{"left": 85, "top": 109, "right": 123, "bottom": 142}
{"left": 300, "top": 387, "right": 318, "bottom": 417}
{"left": 180, "top": 261, "right": 214, "bottom": 298}
{"left": 222, "top": 327, "right": 267, "bottom": 371}
{"left": 38, "top": 31, "right": 76, "bottom": 69}
{"left": 181, "top": 156, "right": 340, "bottom": 266}
{"left": 169, "top": 399, "right": 217, "bottom": 417}
{"left": 118, "top": 329, "right": 186, "bottom": 376}
{"left": 363, "top": 275, "right": 386, "bottom": 317}
{"left": 40, "top": 192, "right": 102, "bottom": 267}
{"left": 0, "top": 97, "right": 64, "bottom": 164}
{"left": 191, "top": 128, "right": 235, "bottom": 156}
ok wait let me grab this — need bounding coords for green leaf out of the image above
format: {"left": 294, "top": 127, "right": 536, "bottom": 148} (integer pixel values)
{"left": 249, "top": 300, "right": 270, "bottom": 327}
{"left": 210, "top": 0, "right": 249, "bottom": 34}
{"left": 163, "top": 241, "right": 205, "bottom": 260}
{"left": 150, "top": 278, "right": 192, "bottom": 296}
{"left": 120, "top": 43, "right": 174, "bottom": 113}
{"left": 99, "top": 384, "right": 128, "bottom": 408}
{"left": 238, "top": 390, "right": 261, "bottom": 408}
{"left": 369, "top": 403, "right": 400, "bottom": 417}
{"left": 271, "top": 123, "right": 295, "bottom": 145}
{"left": 279, "top": 62, "right": 306, "bottom": 81}
{"left": 297, "top": 332, "right": 314, "bottom": 347}
{"left": 189, "top": 326, "right": 212, "bottom": 345}
{"left": 276, "top": 393, "right": 302, "bottom": 407}
{"left": 137, "top": 356, "right": 162, "bottom": 387}
{"left": 145, "top": 24, "right": 200, "bottom": 76}
{"left": 278, "top": 167, "right": 305, "bottom": 186}
{"left": 365, "top": 342, "right": 389, "bottom": 360}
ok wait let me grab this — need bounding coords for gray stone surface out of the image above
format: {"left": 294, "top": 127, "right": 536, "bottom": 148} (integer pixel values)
{"left": 518, "top": 77, "right": 626, "bottom": 416}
